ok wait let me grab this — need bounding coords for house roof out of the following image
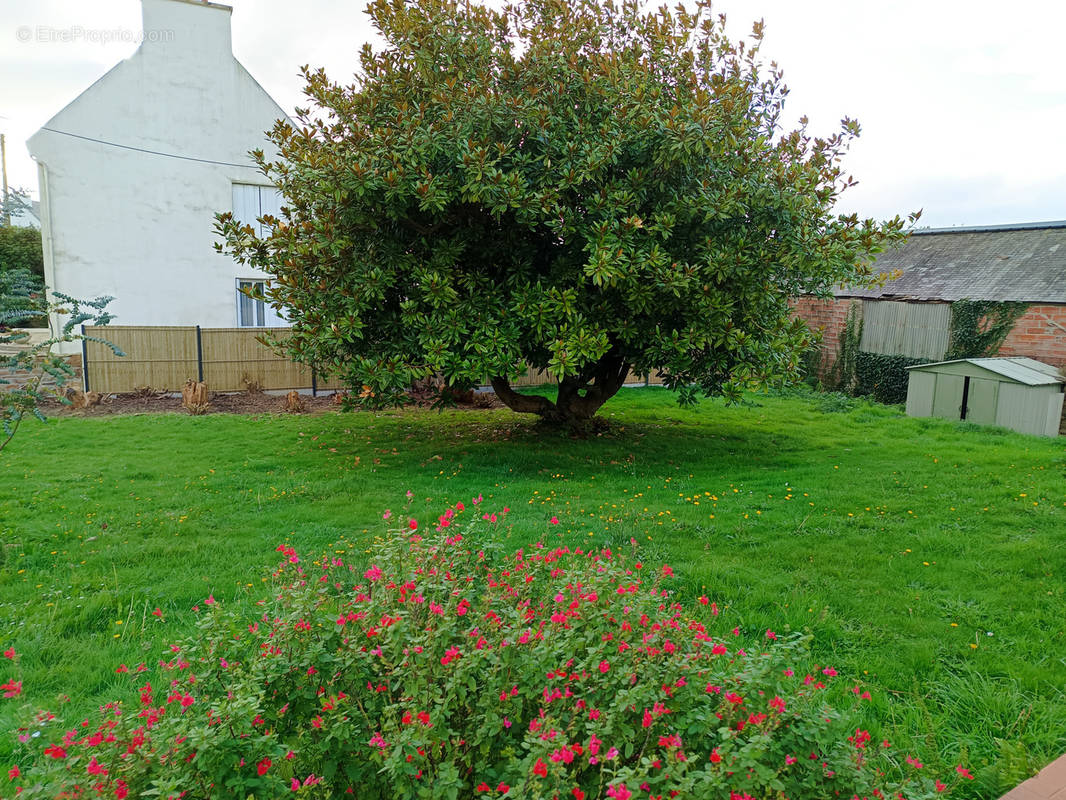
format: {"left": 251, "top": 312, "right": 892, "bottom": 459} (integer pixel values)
{"left": 838, "top": 220, "right": 1066, "bottom": 303}
{"left": 905, "top": 357, "right": 1064, "bottom": 386}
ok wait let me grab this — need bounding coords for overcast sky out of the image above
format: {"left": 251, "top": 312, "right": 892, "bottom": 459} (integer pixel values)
{"left": 2, "top": 0, "right": 1064, "bottom": 228}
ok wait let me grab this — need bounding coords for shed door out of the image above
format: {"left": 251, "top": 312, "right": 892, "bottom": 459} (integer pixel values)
{"left": 965, "top": 378, "right": 998, "bottom": 425}
{"left": 932, "top": 373, "right": 965, "bottom": 420}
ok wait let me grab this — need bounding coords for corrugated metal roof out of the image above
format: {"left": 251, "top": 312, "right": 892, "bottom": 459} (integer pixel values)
{"left": 905, "top": 357, "right": 1065, "bottom": 385}
{"left": 837, "top": 221, "right": 1066, "bottom": 302}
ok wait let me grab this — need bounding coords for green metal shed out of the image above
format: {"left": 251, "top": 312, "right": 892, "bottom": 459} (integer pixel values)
{"left": 904, "top": 357, "right": 1064, "bottom": 437}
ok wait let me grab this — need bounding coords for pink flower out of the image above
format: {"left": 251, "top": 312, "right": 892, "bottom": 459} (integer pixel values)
{"left": 956, "top": 765, "right": 975, "bottom": 780}
{"left": 766, "top": 629, "right": 777, "bottom": 640}
{"left": 87, "top": 756, "right": 108, "bottom": 776}
{"left": 698, "top": 596, "right": 709, "bottom": 605}
{"left": 550, "top": 516, "right": 559, "bottom": 525}
{"left": 785, "top": 755, "right": 796, "bottom": 765}
{"left": 382, "top": 509, "right": 392, "bottom": 520}
{"left": 408, "top": 519, "right": 418, "bottom": 530}
{"left": 2, "top": 648, "right": 14, "bottom": 659}
{"left": 205, "top": 594, "right": 216, "bottom": 606}
{"left": 661, "top": 565, "right": 674, "bottom": 577}
{"left": 1, "top": 680, "right": 21, "bottom": 699}
{"left": 364, "top": 565, "right": 382, "bottom": 582}
{"left": 606, "top": 783, "right": 631, "bottom": 800}
{"left": 598, "top": 660, "right": 610, "bottom": 673}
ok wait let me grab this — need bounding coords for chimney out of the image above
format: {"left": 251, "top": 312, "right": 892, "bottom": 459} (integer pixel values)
{"left": 140, "top": 0, "right": 233, "bottom": 59}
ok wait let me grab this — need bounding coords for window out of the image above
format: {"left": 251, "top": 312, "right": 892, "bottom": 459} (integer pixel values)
{"left": 236, "top": 280, "right": 287, "bottom": 327}
{"left": 232, "top": 183, "right": 289, "bottom": 327}
{"left": 232, "top": 183, "right": 283, "bottom": 237}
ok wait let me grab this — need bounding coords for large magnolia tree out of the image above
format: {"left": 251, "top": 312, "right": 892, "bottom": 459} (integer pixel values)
{"left": 218, "top": 0, "right": 913, "bottom": 424}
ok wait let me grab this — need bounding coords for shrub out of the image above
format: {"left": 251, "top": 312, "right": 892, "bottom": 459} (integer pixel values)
{"left": 854, "top": 352, "right": 927, "bottom": 405}
{"left": 5, "top": 501, "right": 963, "bottom": 798}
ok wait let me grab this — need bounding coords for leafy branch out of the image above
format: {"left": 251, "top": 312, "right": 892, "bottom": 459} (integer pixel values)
{"left": 0, "top": 289, "right": 121, "bottom": 453}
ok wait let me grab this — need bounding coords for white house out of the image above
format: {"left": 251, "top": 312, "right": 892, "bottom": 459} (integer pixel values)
{"left": 28, "top": 0, "right": 289, "bottom": 352}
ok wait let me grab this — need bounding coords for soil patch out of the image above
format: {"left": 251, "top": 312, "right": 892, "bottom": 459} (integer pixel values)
{"left": 41, "top": 389, "right": 504, "bottom": 417}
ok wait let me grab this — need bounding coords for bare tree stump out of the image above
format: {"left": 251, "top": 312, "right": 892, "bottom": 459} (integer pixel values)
{"left": 182, "top": 380, "right": 210, "bottom": 415}
{"left": 283, "top": 390, "right": 304, "bottom": 413}
{"left": 65, "top": 388, "right": 102, "bottom": 409}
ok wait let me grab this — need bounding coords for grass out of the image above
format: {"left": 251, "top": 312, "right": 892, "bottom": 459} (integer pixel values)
{"left": 1, "top": 387, "right": 1064, "bottom": 797}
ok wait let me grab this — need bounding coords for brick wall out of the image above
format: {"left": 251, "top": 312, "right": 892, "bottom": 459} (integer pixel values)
{"left": 792, "top": 299, "right": 1066, "bottom": 372}
{"left": 790, "top": 296, "right": 861, "bottom": 373}
{"left": 997, "top": 304, "right": 1066, "bottom": 368}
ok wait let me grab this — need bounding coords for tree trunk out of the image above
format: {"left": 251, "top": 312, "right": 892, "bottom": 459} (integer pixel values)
{"left": 490, "top": 352, "right": 630, "bottom": 426}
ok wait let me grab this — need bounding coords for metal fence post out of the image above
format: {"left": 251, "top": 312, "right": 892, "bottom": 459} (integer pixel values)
{"left": 311, "top": 367, "right": 318, "bottom": 397}
{"left": 195, "top": 326, "right": 204, "bottom": 382}
{"left": 81, "top": 324, "right": 89, "bottom": 393}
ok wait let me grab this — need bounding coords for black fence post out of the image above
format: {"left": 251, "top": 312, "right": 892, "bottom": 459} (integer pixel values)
{"left": 195, "top": 326, "right": 204, "bottom": 382}
{"left": 81, "top": 324, "right": 89, "bottom": 393}
{"left": 311, "top": 368, "right": 318, "bottom": 397}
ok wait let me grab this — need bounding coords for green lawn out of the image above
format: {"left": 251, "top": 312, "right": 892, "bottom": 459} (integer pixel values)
{"left": 1, "top": 388, "right": 1064, "bottom": 797}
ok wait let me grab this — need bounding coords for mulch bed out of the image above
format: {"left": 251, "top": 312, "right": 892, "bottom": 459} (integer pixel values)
{"left": 40, "top": 388, "right": 503, "bottom": 417}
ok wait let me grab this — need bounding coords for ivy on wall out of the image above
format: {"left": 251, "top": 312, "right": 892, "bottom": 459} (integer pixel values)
{"left": 854, "top": 352, "right": 927, "bottom": 404}
{"left": 827, "top": 305, "right": 862, "bottom": 392}
{"left": 821, "top": 299, "right": 1031, "bottom": 407}
{"left": 946, "top": 300, "right": 1029, "bottom": 359}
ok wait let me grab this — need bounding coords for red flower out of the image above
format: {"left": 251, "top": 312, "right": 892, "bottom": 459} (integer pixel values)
{"left": 549, "top": 516, "right": 559, "bottom": 525}
{"left": 364, "top": 565, "right": 382, "bottom": 582}
{"left": 956, "top": 765, "right": 975, "bottom": 780}
{"left": 87, "top": 756, "right": 108, "bottom": 776}
{"left": 598, "top": 660, "right": 610, "bottom": 673}
{"left": 44, "top": 744, "right": 67, "bottom": 759}
{"left": 2, "top": 648, "right": 14, "bottom": 659}
{"left": 572, "top": 789, "right": 585, "bottom": 800}
{"left": 497, "top": 783, "right": 509, "bottom": 793}
{"left": 408, "top": 519, "right": 418, "bottom": 530}
{"left": 533, "top": 758, "right": 548, "bottom": 777}
{"left": 935, "top": 780, "right": 947, "bottom": 792}
{"left": 709, "top": 749, "right": 722, "bottom": 764}
{"left": 257, "top": 757, "right": 271, "bottom": 776}
{"left": 1, "top": 680, "right": 21, "bottom": 698}
{"left": 8, "top": 765, "right": 20, "bottom": 780}
{"left": 476, "top": 782, "right": 490, "bottom": 792}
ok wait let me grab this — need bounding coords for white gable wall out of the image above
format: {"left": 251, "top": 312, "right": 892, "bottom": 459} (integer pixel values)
{"left": 28, "top": 0, "right": 288, "bottom": 352}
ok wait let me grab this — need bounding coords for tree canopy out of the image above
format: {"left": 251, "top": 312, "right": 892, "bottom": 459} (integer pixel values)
{"left": 218, "top": 0, "right": 913, "bottom": 424}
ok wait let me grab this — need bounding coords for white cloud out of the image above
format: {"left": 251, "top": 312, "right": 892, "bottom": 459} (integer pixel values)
{"left": 2, "top": 0, "right": 1064, "bottom": 225}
